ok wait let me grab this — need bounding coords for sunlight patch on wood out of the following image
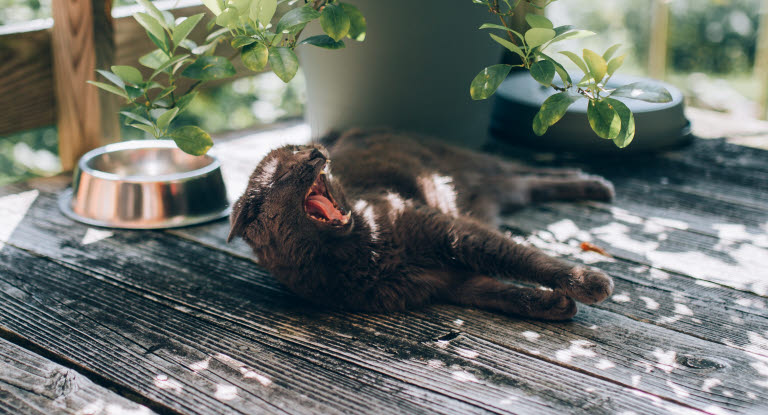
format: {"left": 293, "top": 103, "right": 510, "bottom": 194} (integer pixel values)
{"left": 651, "top": 349, "right": 679, "bottom": 374}
{"left": 555, "top": 340, "right": 597, "bottom": 363}
{"left": 612, "top": 292, "right": 632, "bottom": 303}
{"left": 0, "top": 190, "right": 38, "bottom": 250}
{"left": 702, "top": 378, "right": 723, "bottom": 393}
{"left": 451, "top": 370, "right": 479, "bottom": 383}
{"left": 595, "top": 359, "right": 616, "bottom": 370}
{"left": 153, "top": 374, "right": 183, "bottom": 392}
{"left": 81, "top": 228, "right": 114, "bottom": 245}
{"left": 520, "top": 331, "right": 540, "bottom": 341}
{"left": 639, "top": 296, "right": 660, "bottom": 310}
{"left": 104, "top": 404, "right": 154, "bottom": 415}
{"left": 214, "top": 384, "right": 238, "bottom": 401}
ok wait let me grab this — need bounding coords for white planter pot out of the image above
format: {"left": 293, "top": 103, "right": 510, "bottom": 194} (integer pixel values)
{"left": 298, "top": 0, "right": 501, "bottom": 148}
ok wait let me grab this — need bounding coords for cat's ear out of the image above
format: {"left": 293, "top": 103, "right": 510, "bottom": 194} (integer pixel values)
{"left": 227, "top": 193, "right": 261, "bottom": 243}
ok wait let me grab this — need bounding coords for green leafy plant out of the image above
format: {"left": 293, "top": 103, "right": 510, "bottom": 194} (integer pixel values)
{"left": 470, "top": 0, "right": 672, "bottom": 148}
{"left": 88, "top": 0, "right": 365, "bottom": 155}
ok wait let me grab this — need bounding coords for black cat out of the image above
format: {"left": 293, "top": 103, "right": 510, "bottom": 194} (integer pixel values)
{"left": 228, "top": 129, "right": 614, "bottom": 320}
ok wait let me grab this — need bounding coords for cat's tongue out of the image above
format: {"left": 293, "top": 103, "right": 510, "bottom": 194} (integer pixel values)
{"left": 306, "top": 194, "right": 345, "bottom": 221}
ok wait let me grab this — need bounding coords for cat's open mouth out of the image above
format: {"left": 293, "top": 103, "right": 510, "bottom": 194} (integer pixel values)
{"left": 304, "top": 165, "right": 351, "bottom": 226}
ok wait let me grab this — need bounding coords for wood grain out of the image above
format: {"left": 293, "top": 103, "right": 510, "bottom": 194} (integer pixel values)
{"left": 51, "top": 0, "right": 107, "bottom": 170}
{"left": 0, "top": 185, "right": 763, "bottom": 414}
{"left": 0, "top": 28, "right": 56, "bottom": 136}
{"left": 0, "top": 246, "right": 494, "bottom": 415}
{"left": 0, "top": 337, "right": 157, "bottom": 415}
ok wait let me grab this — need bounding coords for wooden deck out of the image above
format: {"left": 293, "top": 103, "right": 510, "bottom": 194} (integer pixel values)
{"left": 1, "top": 112, "right": 768, "bottom": 415}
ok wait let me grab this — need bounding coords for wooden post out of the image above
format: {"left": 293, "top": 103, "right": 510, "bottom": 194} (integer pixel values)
{"left": 52, "top": 0, "right": 117, "bottom": 171}
{"left": 648, "top": 0, "right": 670, "bottom": 80}
{"left": 756, "top": 0, "right": 768, "bottom": 120}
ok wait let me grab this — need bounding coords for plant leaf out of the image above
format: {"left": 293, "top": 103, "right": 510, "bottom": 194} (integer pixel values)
{"left": 607, "top": 54, "right": 625, "bottom": 76}
{"left": 340, "top": 2, "right": 366, "bottom": 41}
{"left": 532, "top": 92, "right": 581, "bottom": 135}
{"left": 470, "top": 64, "right": 512, "bottom": 100}
{"left": 120, "top": 111, "right": 153, "bottom": 126}
{"left": 201, "top": 0, "right": 223, "bottom": 15}
{"left": 524, "top": 28, "right": 555, "bottom": 48}
{"left": 136, "top": 0, "right": 167, "bottom": 29}
{"left": 134, "top": 12, "right": 167, "bottom": 46}
{"left": 559, "top": 51, "right": 588, "bottom": 75}
{"left": 87, "top": 81, "right": 127, "bottom": 98}
{"left": 206, "top": 27, "right": 230, "bottom": 43}
{"left": 320, "top": 3, "right": 350, "bottom": 41}
{"left": 241, "top": 42, "right": 269, "bottom": 70}
{"left": 553, "top": 25, "right": 574, "bottom": 36}
{"left": 298, "top": 35, "right": 345, "bottom": 49}
{"left": 609, "top": 81, "right": 673, "bottom": 103}
{"left": 181, "top": 56, "right": 236, "bottom": 80}
{"left": 156, "top": 107, "right": 180, "bottom": 131}
{"left": 587, "top": 99, "right": 621, "bottom": 139}
{"left": 96, "top": 69, "right": 125, "bottom": 88}
{"left": 603, "top": 43, "right": 622, "bottom": 61}
{"left": 154, "top": 85, "right": 176, "bottom": 101}
{"left": 173, "top": 13, "right": 204, "bottom": 46}
{"left": 275, "top": 5, "right": 321, "bottom": 33}
{"left": 175, "top": 91, "right": 198, "bottom": 112}
{"left": 583, "top": 48, "right": 607, "bottom": 83}
{"left": 529, "top": 60, "right": 556, "bottom": 86}
{"left": 150, "top": 54, "right": 190, "bottom": 80}
{"left": 130, "top": 123, "right": 158, "bottom": 136}
{"left": 139, "top": 49, "right": 168, "bottom": 69}
{"left": 110, "top": 65, "right": 143, "bottom": 85}
{"left": 126, "top": 86, "right": 144, "bottom": 100}
{"left": 169, "top": 126, "right": 213, "bottom": 156}
{"left": 544, "top": 29, "right": 595, "bottom": 47}
{"left": 539, "top": 52, "right": 571, "bottom": 86}
{"left": 216, "top": 7, "right": 239, "bottom": 28}
{"left": 268, "top": 47, "right": 299, "bottom": 82}
{"left": 232, "top": 35, "right": 258, "bottom": 48}
{"left": 525, "top": 14, "right": 553, "bottom": 29}
{"left": 479, "top": 23, "right": 510, "bottom": 31}
{"left": 606, "top": 98, "right": 635, "bottom": 148}
{"left": 490, "top": 33, "right": 525, "bottom": 59}
{"left": 251, "top": 0, "right": 277, "bottom": 25}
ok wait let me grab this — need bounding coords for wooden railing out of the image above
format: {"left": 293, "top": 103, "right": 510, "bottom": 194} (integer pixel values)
{"left": 1, "top": 0, "right": 767, "bottom": 169}
{"left": 0, "top": 0, "right": 255, "bottom": 170}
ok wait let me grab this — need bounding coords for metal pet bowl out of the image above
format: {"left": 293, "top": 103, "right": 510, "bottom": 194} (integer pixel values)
{"left": 59, "top": 140, "right": 230, "bottom": 229}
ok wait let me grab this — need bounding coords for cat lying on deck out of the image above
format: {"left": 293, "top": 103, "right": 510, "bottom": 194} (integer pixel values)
{"left": 228, "top": 129, "right": 614, "bottom": 320}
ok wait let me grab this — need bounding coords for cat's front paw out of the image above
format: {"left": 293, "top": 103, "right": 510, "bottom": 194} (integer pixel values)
{"left": 529, "top": 294, "right": 578, "bottom": 321}
{"left": 563, "top": 266, "right": 614, "bottom": 305}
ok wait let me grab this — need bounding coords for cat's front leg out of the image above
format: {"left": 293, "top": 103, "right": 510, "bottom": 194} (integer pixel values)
{"left": 404, "top": 208, "right": 613, "bottom": 304}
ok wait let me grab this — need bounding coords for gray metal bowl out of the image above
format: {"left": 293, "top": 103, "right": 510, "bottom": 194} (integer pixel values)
{"left": 59, "top": 140, "right": 230, "bottom": 229}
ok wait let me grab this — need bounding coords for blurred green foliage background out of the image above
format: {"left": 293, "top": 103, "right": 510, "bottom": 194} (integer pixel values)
{"left": 0, "top": 0, "right": 762, "bottom": 185}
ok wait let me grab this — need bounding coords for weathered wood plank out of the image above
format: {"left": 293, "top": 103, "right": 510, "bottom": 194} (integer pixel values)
{"left": 0, "top": 336, "right": 157, "bottom": 415}
{"left": 0, "top": 246, "right": 496, "bottom": 415}
{"left": 2, "top": 187, "right": 762, "bottom": 414}
{"left": 504, "top": 203, "right": 768, "bottom": 297}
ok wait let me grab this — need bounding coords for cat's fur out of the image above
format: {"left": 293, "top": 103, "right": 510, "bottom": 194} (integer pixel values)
{"left": 228, "top": 129, "right": 615, "bottom": 320}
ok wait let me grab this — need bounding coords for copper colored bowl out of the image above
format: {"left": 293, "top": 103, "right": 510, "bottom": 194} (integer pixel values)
{"left": 59, "top": 140, "right": 229, "bottom": 229}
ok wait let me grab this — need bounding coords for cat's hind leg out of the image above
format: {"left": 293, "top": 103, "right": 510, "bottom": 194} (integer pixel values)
{"left": 527, "top": 175, "right": 615, "bottom": 203}
{"left": 404, "top": 209, "right": 614, "bottom": 305}
{"left": 445, "top": 275, "right": 577, "bottom": 320}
